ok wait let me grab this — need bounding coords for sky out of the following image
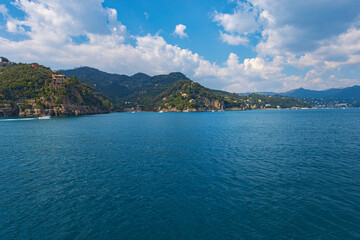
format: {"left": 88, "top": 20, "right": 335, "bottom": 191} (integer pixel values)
{"left": 0, "top": 0, "right": 360, "bottom": 92}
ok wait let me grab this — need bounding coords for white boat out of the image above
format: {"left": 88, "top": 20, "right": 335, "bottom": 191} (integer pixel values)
{"left": 38, "top": 116, "right": 51, "bottom": 120}
{"left": 159, "top": 111, "right": 164, "bottom": 113}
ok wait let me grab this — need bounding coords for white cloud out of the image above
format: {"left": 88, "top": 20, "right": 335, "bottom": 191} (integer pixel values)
{"left": 213, "top": 2, "right": 259, "bottom": 35}
{"left": 174, "top": 24, "right": 188, "bottom": 38}
{"left": 0, "top": 4, "right": 8, "bottom": 17}
{"left": 213, "top": 1, "right": 259, "bottom": 46}
{"left": 1, "top": 0, "right": 360, "bottom": 92}
{"left": 210, "top": 0, "right": 360, "bottom": 91}
{"left": 0, "top": 1, "right": 202, "bottom": 78}
{"left": 250, "top": 0, "right": 360, "bottom": 56}
{"left": 8, "top": 0, "right": 126, "bottom": 37}
{"left": 219, "top": 32, "right": 248, "bottom": 45}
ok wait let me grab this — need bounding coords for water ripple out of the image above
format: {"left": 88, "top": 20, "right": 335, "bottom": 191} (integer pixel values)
{"left": 1, "top": 110, "right": 360, "bottom": 239}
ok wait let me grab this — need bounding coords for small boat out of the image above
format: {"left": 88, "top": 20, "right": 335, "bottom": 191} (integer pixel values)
{"left": 38, "top": 116, "right": 51, "bottom": 120}
{"left": 159, "top": 111, "right": 164, "bottom": 113}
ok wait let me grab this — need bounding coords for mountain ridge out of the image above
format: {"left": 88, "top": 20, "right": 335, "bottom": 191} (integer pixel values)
{"left": 281, "top": 85, "right": 360, "bottom": 99}
{"left": 0, "top": 61, "right": 312, "bottom": 116}
{"left": 60, "top": 66, "right": 311, "bottom": 111}
{"left": 238, "top": 85, "right": 360, "bottom": 100}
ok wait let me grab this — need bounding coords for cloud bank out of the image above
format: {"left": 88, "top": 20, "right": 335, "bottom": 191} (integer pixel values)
{"left": 0, "top": 0, "right": 360, "bottom": 92}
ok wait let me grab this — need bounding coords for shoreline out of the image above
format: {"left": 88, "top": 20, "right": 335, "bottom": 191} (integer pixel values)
{"left": 2, "top": 107, "right": 359, "bottom": 118}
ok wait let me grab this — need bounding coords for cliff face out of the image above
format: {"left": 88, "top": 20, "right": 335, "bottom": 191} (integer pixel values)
{"left": 202, "top": 97, "right": 223, "bottom": 109}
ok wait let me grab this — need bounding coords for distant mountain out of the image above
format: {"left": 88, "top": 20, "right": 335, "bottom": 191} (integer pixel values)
{"left": 281, "top": 85, "right": 360, "bottom": 100}
{"left": 237, "top": 85, "right": 360, "bottom": 102}
{"left": 332, "top": 85, "right": 360, "bottom": 100}
{"left": 237, "top": 92, "right": 278, "bottom": 96}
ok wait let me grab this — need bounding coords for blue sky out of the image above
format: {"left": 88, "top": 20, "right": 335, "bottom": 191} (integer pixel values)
{"left": 102, "top": 0, "right": 256, "bottom": 63}
{"left": 0, "top": 0, "right": 360, "bottom": 92}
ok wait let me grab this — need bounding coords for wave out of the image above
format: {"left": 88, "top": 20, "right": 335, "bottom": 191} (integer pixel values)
{"left": 0, "top": 118, "right": 37, "bottom": 121}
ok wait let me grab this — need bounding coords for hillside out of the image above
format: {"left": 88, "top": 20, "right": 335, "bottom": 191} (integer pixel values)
{"left": 61, "top": 67, "right": 193, "bottom": 110}
{"left": 0, "top": 61, "right": 312, "bottom": 115}
{"left": 61, "top": 67, "right": 311, "bottom": 111}
{"left": 153, "top": 80, "right": 224, "bottom": 111}
{"left": 0, "top": 64, "right": 113, "bottom": 116}
{"left": 60, "top": 67, "right": 187, "bottom": 100}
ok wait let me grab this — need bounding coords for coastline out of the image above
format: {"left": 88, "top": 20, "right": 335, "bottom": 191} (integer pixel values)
{"left": 3, "top": 106, "right": 357, "bottom": 118}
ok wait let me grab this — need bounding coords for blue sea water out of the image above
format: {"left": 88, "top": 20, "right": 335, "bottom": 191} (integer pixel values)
{"left": 0, "top": 109, "right": 359, "bottom": 239}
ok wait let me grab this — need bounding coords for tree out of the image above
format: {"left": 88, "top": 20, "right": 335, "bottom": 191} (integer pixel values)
{"left": 0, "top": 57, "right": 9, "bottom": 63}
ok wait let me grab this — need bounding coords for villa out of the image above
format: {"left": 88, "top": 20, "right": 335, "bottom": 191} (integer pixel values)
{"left": 52, "top": 72, "right": 67, "bottom": 87}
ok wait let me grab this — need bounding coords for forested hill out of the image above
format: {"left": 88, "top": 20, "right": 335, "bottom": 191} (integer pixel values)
{"left": 0, "top": 63, "right": 113, "bottom": 116}
{"left": 61, "top": 67, "right": 197, "bottom": 110}
{"left": 0, "top": 61, "right": 312, "bottom": 116}
{"left": 62, "top": 66, "right": 312, "bottom": 111}
{"left": 60, "top": 67, "right": 188, "bottom": 99}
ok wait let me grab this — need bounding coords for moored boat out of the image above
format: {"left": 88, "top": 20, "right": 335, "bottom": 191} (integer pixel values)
{"left": 38, "top": 116, "right": 51, "bottom": 120}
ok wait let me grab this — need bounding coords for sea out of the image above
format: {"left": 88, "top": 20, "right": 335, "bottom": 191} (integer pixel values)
{"left": 0, "top": 109, "right": 359, "bottom": 239}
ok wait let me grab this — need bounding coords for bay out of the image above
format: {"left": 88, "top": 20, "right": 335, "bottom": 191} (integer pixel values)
{"left": 1, "top": 109, "right": 359, "bottom": 239}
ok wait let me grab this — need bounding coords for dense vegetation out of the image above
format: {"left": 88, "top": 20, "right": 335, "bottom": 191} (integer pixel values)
{"left": 217, "top": 92, "right": 312, "bottom": 109}
{"left": 0, "top": 64, "right": 113, "bottom": 112}
{"left": 61, "top": 66, "right": 312, "bottom": 111}
{"left": 0, "top": 62, "right": 312, "bottom": 115}
{"left": 61, "top": 67, "right": 193, "bottom": 110}
{"left": 153, "top": 80, "right": 224, "bottom": 111}
{"left": 0, "top": 63, "right": 52, "bottom": 100}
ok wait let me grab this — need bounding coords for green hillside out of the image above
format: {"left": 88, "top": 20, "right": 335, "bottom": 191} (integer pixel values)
{"left": 61, "top": 66, "right": 312, "bottom": 111}
{"left": 61, "top": 67, "right": 192, "bottom": 110}
{"left": 153, "top": 80, "right": 224, "bottom": 111}
{"left": 215, "top": 91, "right": 312, "bottom": 109}
{"left": 0, "top": 63, "right": 52, "bottom": 100}
{"left": 0, "top": 64, "right": 113, "bottom": 116}
{"left": 0, "top": 62, "right": 312, "bottom": 115}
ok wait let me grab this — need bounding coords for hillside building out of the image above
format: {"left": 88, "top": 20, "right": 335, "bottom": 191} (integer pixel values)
{"left": 52, "top": 72, "right": 67, "bottom": 87}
